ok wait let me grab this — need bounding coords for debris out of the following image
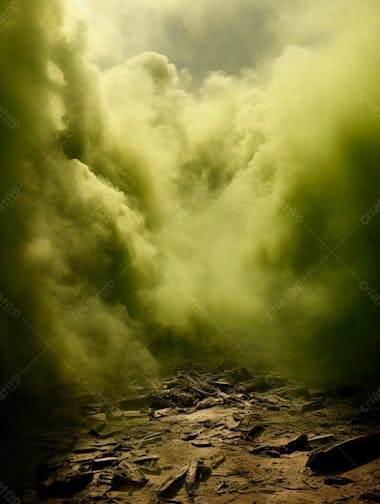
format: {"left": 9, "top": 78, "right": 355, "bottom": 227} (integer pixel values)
{"left": 132, "top": 455, "right": 160, "bottom": 465}
{"left": 116, "top": 460, "right": 148, "bottom": 487}
{"left": 215, "top": 481, "right": 228, "bottom": 492}
{"left": 157, "top": 464, "right": 189, "bottom": 498}
{"left": 111, "top": 410, "right": 145, "bottom": 420}
{"left": 168, "top": 391, "right": 195, "bottom": 408}
{"left": 195, "top": 397, "right": 221, "bottom": 410}
{"left": 307, "top": 434, "right": 336, "bottom": 449}
{"left": 324, "top": 476, "right": 353, "bottom": 486}
{"left": 89, "top": 473, "right": 116, "bottom": 499}
{"left": 218, "top": 391, "right": 246, "bottom": 406}
{"left": 212, "top": 381, "right": 232, "bottom": 391}
{"left": 250, "top": 434, "right": 307, "bottom": 456}
{"left": 182, "top": 431, "right": 201, "bottom": 441}
{"left": 25, "top": 367, "right": 380, "bottom": 503}
{"left": 236, "top": 412, "right": 260, "bottom": 430}
{"left": 188, "top": 385, "right": 214, "bottom": 398}
{"left": 285, "top": 434, "right": 308, "bottom": 454}
{"left": 306, "top": 433, "right": 380, "bottom": 474}
{"left": 95, "top": 471, "right": 114, "bottom": 486}
{"left": 73, "top": 439, "right": 120, "bottom": 455}
{"left": 151, "top": 407, "right": 173, "bottom": 418}
{"left": 210, "top": 454, "right": 226, "bottom": 469}
{"left": 216, "top": 480, "right": 251, "bottom": 494}
{"left": 185, "top": 459, "right": 199, "bottom": 492}
{"left": 92, "top": 457, "right": 119, "bottom": 470}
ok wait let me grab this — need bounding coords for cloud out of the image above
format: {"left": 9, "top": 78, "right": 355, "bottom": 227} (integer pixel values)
{"left": 1, "top": 0, "right": 380, "bottom": 397}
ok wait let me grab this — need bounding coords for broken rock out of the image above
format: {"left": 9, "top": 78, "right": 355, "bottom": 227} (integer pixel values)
{"left": 92, "top": 457, "right": 119, "bottom": 470}
{"left": 115, "top": 460, "right": 148, "bottom": 487}
{"left": 324, "top": 476, "right": 353, "bottom": 486}
{"left": 285, "top": 434, "right": 308, "bottom": 454}
{"left": 307, "top": 434, "right": 336, "bottom": 449}
{"left": 157, "top": 464, "right": 189, "bottom": 499}
{"left": 185, "top": 459, "right": 200, "bottom": 492}
{"left": 306, "top": 433, "right": 380, "bottom": 474}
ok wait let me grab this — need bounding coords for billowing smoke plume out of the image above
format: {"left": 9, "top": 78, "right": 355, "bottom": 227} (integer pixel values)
{"left": 1, "top": 0, "right": 380, "bottom": 396}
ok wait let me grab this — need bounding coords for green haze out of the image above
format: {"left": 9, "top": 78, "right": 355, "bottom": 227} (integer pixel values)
{"left": 0, "top": 0, "right": 379, "bottom": 396}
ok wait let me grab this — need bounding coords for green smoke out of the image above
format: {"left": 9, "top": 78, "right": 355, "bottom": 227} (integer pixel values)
{"left": 0, "top": 0, "right": 379, "bottom": 395}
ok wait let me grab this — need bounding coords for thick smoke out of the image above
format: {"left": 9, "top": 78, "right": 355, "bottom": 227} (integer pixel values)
{"left": 0, "top": 0, "right": 380, "bottom": 397}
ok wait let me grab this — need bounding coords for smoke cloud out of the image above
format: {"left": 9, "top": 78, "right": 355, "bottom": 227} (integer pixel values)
{"left": 0, "top": 0, "right": 379, "bottom": 397}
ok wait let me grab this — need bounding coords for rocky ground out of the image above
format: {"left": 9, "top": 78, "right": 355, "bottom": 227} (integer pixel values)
{"left": 3, "top": 366, "right": 380, "bottom": 503}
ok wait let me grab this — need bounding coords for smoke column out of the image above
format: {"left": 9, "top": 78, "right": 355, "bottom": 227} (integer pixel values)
{"left": 0, "top": 0, "right": 380, "bottom": 396}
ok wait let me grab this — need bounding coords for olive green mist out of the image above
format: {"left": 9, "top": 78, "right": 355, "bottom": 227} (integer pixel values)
{"left": 0, "top": 0, "right": 379, "bottom": 395}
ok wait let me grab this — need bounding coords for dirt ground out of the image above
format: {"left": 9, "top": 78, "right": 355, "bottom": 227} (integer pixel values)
{"left": 3, "top": 367, "right": 380, "bottom": 503}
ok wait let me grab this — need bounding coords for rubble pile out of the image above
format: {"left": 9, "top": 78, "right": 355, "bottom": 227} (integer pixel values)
{"left": 20, "top": 367, "right": 380, "bottom": 503}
